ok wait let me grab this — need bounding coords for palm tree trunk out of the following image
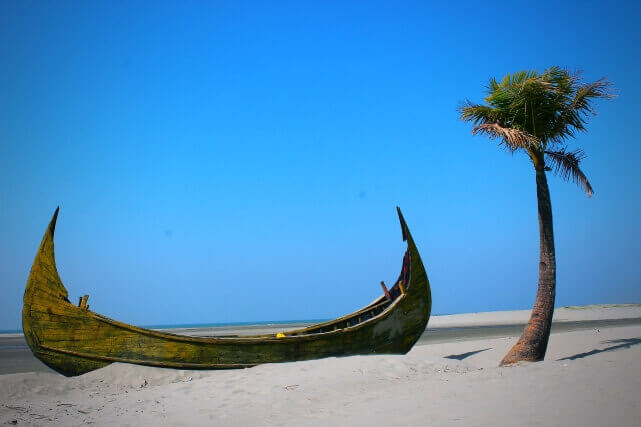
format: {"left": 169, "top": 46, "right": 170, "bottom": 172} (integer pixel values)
{"left": 500, "top": 167, "right": 556, "bottom": 365}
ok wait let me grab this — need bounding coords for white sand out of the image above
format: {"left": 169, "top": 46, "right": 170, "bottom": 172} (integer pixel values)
{"left": 429, "top": 304, "right": 641, "bottom": 328}
{"left": 1, "top": 305, "right": 640, "bottom": 426}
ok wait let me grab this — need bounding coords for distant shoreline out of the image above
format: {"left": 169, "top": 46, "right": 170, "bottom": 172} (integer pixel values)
{"left": 2, "top": 304, "right": 641, "bottom": 376}
{"left": 2, "top": 303, "right": 639, "bottom": 337}
{"left": 0, "top": 319, "right": 329, "bottom": 337}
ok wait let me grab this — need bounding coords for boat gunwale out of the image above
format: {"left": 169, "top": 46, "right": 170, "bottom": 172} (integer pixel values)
{"left": 279, "top": 253, "right": 411, "bottom": 336}
{"left": 75, "top": 291, "right": 406, "bottom": 344}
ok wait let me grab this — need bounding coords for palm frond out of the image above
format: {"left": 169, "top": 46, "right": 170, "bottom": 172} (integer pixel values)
{"left": 487, "top": 77, "right": 500, "bottom": 93}
{"left": 472, "top": 123, "right": 538, "bottom": 151}
{"left": 547, "top": 74, "right": 616, "bottom": 144}
{"left": 545, "top": 149, "right": 594, "bottom": 197}
{"left": 571, "top": 77, "right": 616, "bottom": 115}
{"left": 458, "top": 101, "right": 501, "bottom": 126}
{"left": 459, "top": 67, "right": 614, "bottom": 164}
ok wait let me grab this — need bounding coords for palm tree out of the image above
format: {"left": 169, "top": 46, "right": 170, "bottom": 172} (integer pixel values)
{"left": 458, "top": 67, "right": 614, "bottom": 365}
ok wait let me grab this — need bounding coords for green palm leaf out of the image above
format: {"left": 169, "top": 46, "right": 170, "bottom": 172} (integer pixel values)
{"left": 545, "top": 149, "right": 594, "bottom": 197}
{"left": 458, "top": 66, "right": 614, "bottom": 195}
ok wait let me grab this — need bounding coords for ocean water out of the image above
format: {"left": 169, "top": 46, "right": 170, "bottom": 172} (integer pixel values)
{"left": 144, "top": 319, "right": 330, "bottom": 330}
{"left": 0, "top": 318, "right": 330, "bottom": 335}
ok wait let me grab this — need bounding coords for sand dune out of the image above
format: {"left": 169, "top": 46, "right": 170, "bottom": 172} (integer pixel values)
{"left": 1, "top": 306, "right": 640, "bottom": 426}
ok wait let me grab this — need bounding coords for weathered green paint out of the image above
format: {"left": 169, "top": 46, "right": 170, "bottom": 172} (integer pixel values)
{"left": 23, "top": 207, "right": 432, "bottom": 377}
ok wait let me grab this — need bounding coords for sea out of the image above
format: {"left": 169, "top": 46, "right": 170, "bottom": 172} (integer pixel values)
{"left": 0, "top": 319, "right": 330, "bottom": 335}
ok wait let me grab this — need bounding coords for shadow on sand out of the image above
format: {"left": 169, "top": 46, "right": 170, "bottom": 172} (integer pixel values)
{"left": 558, "top": 337, "right": 641, "bottom": 361}
{"left": 444, "top": 348, "right": 491, "bottom": 360}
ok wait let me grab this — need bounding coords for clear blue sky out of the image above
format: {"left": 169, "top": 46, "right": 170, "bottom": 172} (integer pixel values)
{"left": 1, "top": 1, "right": 640, "bottom": 330}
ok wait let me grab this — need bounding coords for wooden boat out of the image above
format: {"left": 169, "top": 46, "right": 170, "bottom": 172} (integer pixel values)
{"left": 23, "top": 207, "right": 432, "bottom": 377}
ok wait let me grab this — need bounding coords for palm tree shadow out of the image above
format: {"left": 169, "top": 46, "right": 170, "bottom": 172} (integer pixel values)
{"left": 557, "top": 337, "right": 641, "bottom": 361}
{"left": 444, "top": 348, "right": 491, "bottom": 360}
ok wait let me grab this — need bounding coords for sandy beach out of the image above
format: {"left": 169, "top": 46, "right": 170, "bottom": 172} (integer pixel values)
{"left": 1, "top": 304, "right": 640, "bottom": 426}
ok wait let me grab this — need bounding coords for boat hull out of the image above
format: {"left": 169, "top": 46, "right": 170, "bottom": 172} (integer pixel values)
{"left": 23, "top": 208, "right": 431, "bottom": 376}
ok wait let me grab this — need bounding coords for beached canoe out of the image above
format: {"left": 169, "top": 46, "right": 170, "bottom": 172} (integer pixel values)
{"left": 23, "top": 207, "right": 431, "bottom": 376}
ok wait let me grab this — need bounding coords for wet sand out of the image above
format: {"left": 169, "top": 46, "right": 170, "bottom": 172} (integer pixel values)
{"left": 3, "top": 305, "right": 640, "bottom": 375}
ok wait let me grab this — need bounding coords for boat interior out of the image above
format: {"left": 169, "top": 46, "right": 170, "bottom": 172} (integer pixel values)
{"left": 72, "top": 251, "right": 411, "bottom": 340}
{"left": 282, "top": 250, "right": 411, "bottom": 337}
{"left": 196, "top": 250, "right": 412, "bottom": 339}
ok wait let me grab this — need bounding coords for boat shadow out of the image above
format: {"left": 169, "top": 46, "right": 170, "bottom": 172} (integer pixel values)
{"left": 557, "top": 337, "right": 641, "bottom": 361}
{"left": 443, "top": 348, "right": 491, "bottom": 360}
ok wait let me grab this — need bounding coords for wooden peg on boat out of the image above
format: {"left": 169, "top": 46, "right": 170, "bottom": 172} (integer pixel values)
{"left": 398, "top": 281, "right": 406, "bottom": 295}
{"left": 79, "top": 294, "right": 89, "bottom": 310}
{"left": 380, "top": 281, "right": 392, "bottom": 301}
